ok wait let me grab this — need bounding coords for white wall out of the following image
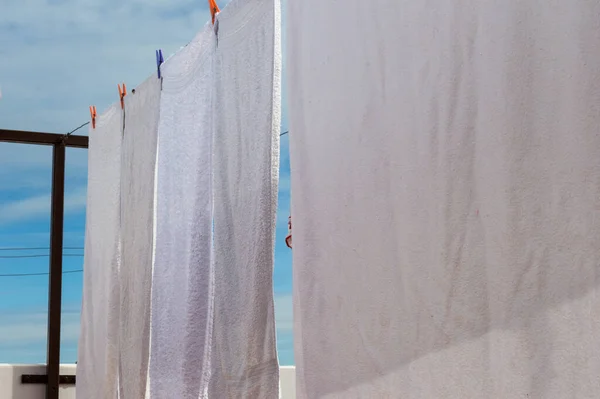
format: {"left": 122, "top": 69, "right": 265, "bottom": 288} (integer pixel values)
{"left": 0, "top": 364, "right": 76, "bottom": 399}
{"left": 0, "top": 364, "right": 295, "bottom": 399}
{"left": 279, "top": 366, "right": 296, "bottom": 399}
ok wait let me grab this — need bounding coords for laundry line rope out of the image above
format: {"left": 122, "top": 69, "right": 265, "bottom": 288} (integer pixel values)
{"left": 62, "top": 119, "right": 288, "bottom": 139}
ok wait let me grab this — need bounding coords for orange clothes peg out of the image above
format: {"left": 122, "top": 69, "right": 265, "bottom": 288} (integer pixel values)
{"left": 118, "top": 83, "right": 127, "bottom": 109}
{"left": 89, "top": 106, "right": 97, "bottom": 129}
{"left": 285, "top": 215, "right": 292, "bottom": 249}
{"left": 209, "top": 0, "right": 220, "bottom": 24}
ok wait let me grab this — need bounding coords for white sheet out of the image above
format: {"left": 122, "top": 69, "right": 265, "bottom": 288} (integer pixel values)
{"left": 77, "top": 104, "right": 123, "bottom": 399}
{"left": 118, "top": 76, "right": 161, "bottom": 399}
{"left": 288, "top": 0, "right": 600, "bottom": 397}
{"left": 209, "top": 0, "right": 282, "bottom": 397}
{"left": 149, "top": 22, "right": 216, "bottom": 399}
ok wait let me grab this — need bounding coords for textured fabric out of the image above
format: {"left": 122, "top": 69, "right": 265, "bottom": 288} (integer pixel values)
{"left": 149, "top": 22, "right": 216, "bottom": 399}
{"left": 209, "top": 0, "right": 282, "bottom": 397}
{"left": 288, "top": 0, "right": 600, "bottom": 398}
{"left": 77, "top": 104, "right": 123, "bottom": 399}
{"left": 118, "top": 76, "right": 161, "bottom": 399}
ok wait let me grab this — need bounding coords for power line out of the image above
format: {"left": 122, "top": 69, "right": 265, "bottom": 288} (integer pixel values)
{"left": 0, "top": 247, "right": 83, "bottom": 251}
{"left": 0, "top": 254, "right": 83, "bottom": 259}
{"left": 0, "top": 269, "right": 83, "bottom": 277}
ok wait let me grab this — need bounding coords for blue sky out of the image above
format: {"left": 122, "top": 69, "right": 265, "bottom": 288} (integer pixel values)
{"left": 0, "top": 0, "right": 293, "bottom": 365}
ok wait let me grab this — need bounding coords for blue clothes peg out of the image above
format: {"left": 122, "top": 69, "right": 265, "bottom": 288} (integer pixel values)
{"left": 156, "top": 49, "right": 164, "bottom": 79}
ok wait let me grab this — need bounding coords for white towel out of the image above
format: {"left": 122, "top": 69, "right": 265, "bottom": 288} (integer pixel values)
{"left": 77, "top": 104, "right": 123, "bottom": 399}
{"left": 208, "top": 0, "right": 282, "bottom": 397}
{"left": 118, "top": 76, "right": 161, "bottom": 399}
{"left": 288, "top": 0, "right": 600, "bottom": 398}
{"left": 149, "top": 22, "right": 216, "bottom": 399}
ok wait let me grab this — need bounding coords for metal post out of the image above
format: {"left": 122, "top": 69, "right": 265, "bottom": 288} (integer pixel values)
{"left": 0, "top": 129, "right": 87, "bottom": 393}
{"left": 0, "top": 129, "right": 88, "bottom": 148}
{"left": 46, "top": 142, "right": 66, "bottom": 399}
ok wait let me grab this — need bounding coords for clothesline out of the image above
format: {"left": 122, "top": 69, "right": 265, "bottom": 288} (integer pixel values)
{"left": 62, "top": 120, "right": 288, "bottom": 139}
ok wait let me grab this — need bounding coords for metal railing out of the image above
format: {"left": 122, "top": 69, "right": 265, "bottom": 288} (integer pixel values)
{"left": 0, "top": 129, "right": 88, "bottom": 399}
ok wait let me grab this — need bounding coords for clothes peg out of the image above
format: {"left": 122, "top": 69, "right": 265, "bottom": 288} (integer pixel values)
{"left": 89, "top": 106, "right": 97, "bottom": 129}
{"left": 209, "top": 0, "right": 220, "bottom": 24}
{"left": 156, "top": 49, "right": 164, "bottom": 79}
{"left": 285, "top": 215, "right": 292, "bottom": 249}
{"left": 118, "top": 83, "right": 127, "bottom": 109}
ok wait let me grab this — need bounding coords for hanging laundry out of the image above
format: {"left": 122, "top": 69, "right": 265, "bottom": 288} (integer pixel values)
{"left": 209, "top": 0, "right": 282, "bottom": 397}
{"left": 77, "top": 103, "right": 123, "bottom": 399}
{"left": 149, "top": 22, "right": 216, "bottom": 399}
{"left": 288, "top": 0, "right": 600, "bottom": 398}
{"left": 118, "top": 75, "right": 161, "bottom": 399}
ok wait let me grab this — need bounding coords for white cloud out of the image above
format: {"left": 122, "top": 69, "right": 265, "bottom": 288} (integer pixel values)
{"left": 0, "top": 0, "right": 221, "bottom": 133}
{"left": 0, "top": 187, "right": 87, "bottom": 225}
{"left": 0, "top": 143, "right": 89, "bottom": 192}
